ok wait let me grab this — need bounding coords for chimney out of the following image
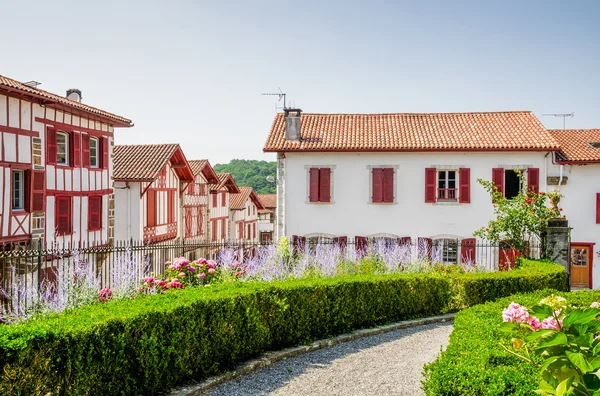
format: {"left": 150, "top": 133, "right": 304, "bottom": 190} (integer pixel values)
{"left": 66, "top": 88, "right": 82, "bottom": 103}
{"left": 284, "top": 108, "right": 302, "bottom": 141}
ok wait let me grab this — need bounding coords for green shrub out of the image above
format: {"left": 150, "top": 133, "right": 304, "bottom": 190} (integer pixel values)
{"left": 422, "top": 289, "right": 600, "bottom": 396}
{"left": 0, "top": 260, "right": 566, "bottom": 395}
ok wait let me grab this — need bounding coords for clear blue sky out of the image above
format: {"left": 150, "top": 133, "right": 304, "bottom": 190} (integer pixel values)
{"left": 1, "top": 0, "right": 598, "bottom": 164}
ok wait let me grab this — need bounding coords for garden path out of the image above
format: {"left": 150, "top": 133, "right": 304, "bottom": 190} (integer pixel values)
{"left": 203, "top": 322, "right": 453, "bottom": 396}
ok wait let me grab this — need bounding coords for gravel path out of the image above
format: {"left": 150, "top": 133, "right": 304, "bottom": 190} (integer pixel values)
{"left": 203, "top": 322, "right": 453, "bottom": 396}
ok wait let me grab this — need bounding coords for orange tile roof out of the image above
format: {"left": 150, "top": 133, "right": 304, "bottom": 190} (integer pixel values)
{"left": 0, "top": 75, "right": 132, "bottom": 126}
{"left": 263, "top": 111, "right": 559, "bottom": 152}
{"left": 113, "top": 144, "right": 194, "bottom": 182}
{"left": 230, "top": 187, "right": 265, "bottom": 210}
{"left": 209, "top": 173, "right": 240, "bottom": 194}
{"left": 188, "top": 159, "right": 219, "bottom": 184}
{"left": 258, "top": 194, "right": 277, "bottom": 209}
{"left": 549, "top": 129, "right": 600, "bottom": 163}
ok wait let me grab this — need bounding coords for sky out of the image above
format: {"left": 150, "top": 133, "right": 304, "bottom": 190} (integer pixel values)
{"left": 1, "top": 0, "right": 599, "bottom": 164}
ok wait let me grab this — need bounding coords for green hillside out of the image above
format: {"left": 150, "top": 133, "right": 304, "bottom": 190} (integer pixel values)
{"left": 213, "top": 159, "right": 276, "bottom": 194}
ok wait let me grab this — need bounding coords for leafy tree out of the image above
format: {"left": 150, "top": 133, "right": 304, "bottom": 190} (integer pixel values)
{"left": 213, "top": 159, "right": 276, "bottom": 194}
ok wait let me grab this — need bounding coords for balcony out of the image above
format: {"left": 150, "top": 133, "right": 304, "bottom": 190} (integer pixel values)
{"left": 437, "top": 188, "right": 457, "bottom": 201}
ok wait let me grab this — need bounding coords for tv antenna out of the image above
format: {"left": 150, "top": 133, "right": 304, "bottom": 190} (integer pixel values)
{"left": 542, "top": 112, "right": 574, "bottom": 129}
{"left": 262, "top": 87, "right": 287, "bottom": 109}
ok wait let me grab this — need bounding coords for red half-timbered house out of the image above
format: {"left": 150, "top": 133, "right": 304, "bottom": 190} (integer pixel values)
{"left": 208, "top": 173, "right": 239, "bottom": 242}
{"left": 183, "top": 160, "right": 219, "bottom": 241}
{"left": 257, "top": 194, "right": 277, "bottom": 243}
{"left": 230, "top": 187, "right": 264, "bottom": 242}
{"left": 0, "top": 75, "right": 132, "bottom": 248}
{"left": 113, "top": 144, "right": 193, "bottom": 244}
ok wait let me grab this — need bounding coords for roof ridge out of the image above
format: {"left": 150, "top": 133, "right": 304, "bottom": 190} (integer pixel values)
{"left": 277, "top": 110, "right": 533, "bottom": 116}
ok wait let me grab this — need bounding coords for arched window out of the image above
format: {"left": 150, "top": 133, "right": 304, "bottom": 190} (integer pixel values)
{"left": 56, "top": 131, "right": 69, "bottom": 165}
{"left": 89, "top": 137, "right": 99, "bottom": 168}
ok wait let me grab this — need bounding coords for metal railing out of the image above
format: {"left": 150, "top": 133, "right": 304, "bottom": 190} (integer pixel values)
{"left": 437, "top": 188, "right": 457, "bottom": 201}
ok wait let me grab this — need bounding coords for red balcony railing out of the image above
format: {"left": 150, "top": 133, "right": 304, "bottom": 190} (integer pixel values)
{"left": 437, "top": 188, "right": 457, "bottom": 201}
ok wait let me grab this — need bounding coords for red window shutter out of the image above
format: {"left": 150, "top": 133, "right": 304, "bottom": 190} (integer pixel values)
{"left": 212, "top": 193, "right": 217, "bottom": 208}
{"left": 211, "top": 220, "right": 217, "bottom": 241}
{"left": 372, "top": 168, "right": 383, "bottom": 203}
{"left": 88, "top": 196, "right": 102, "bottom": 230}
{"left": 167, "top": 191, "right": 175, "bottom": 224}
{"left": 239, "top": 222, "right": 244, "bottom": 240}
{"left": 248, "top": 205, "right": 250, "bottom": 215}
{"left": 596, "top": 193, "right": 600, "bottom": 224}
{"left": 333, "top": 236, "right": 348, "bottom": 249}
{"left": 253, "top": 223, "right": 256, "bottom": 239}
{"left": 72, "top": 133, "right": 81, "bottom": 167}
{"left": 23, "top": 171, "right": 32, "bottom": 213}
{"left": 187, "top": 183, "right": 194, "bottom": 195}
{"left": 147, "top": 190, "right": 156, "bottom": 227}
{"left": 56, "top": 196, "right": 71, "bottom": 235}
{"left": 47, "top": 128, "right": 57, "bottom": 165}
{"left": 398, "top": 236, "right": 411, "bottom": 245}
{"left": 528, "top": 168, "right": 540, "bottom": 193}
{"left": 102, "top": 137, "right": 109, "bottom": 169}
{"left": 221, "top": 219, "right": 226, "bottom": 239}
{"left": 459, "top": 168, "right": 471, "bottom": 203}
{"left": 309, "top": 168, "right": 319, "bottom": 202}
{"left": 418, "top": 237, "right": 432, "bottom": 261}
{"left": 200, "top": 184, "right": 205, "bottom": 196}
{"left": 30, "top": 170, "right": 46, "bottom": 212}
{"left": 222, "top": 192, "right": 226, "bottom": 207}
{"left": 492, "top": 168, "right": 504, "bottom": 196}
{"left": 355, "top": 236, "right": 368, "bottom": 253}
{"left": 383, "top": 168, "right": 394, "bottom": 203}
{"left": 185, "top": 208, "right": 192, "bottom": 237}
{"left": 319, "top": 168, "right": 331, "bottom": 202}
{"left": 461, "top": 238, "right": 476, "bottom": 264}
{"left": 81, "top": 134, "right": 90, "bottom": 167}
{"left": 425, "top": 168, "right": 436, "bottom": 203}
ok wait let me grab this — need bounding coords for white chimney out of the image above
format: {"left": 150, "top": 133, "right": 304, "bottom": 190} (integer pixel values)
{"left": 284, "top": 108, "right": 302, "bottom": 141}
{"left": 66, "top": 88, "right": 82, "bottom": 103}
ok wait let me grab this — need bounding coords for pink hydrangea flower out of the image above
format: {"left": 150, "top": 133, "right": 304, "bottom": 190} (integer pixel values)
{"left": 528, "top": 316, "right": 542, "bottom": 331}
{"left": 144, "top": 276, "right": 155, "bottom": 284}
{"left": 187, "top": 266, "right": 196, "bottom": 272}
{"left": 197, "top": 258, "right": 208, "bottom": 265}
{"left": 541, "top": 317, "right": 562, "bottom": 330}
{"left": 99, "top": 287, "right": 113, "bottom": 302}
{"left": 198, "top": 273, "right": 207, "bottom": 279}
{"left": 207, "top": 260, "right": 217, "bottom": 269}
{"left": 175, "top": 257, "right": 189, "bottom": 266}
{"left": 157, "top": 280, "right": 166, "bottom": 287}
{"left": 208, "top": 268, "right": 216, "bottom": 275}
{"left": 502, "top": 302, "right": 530, "bottom": 323}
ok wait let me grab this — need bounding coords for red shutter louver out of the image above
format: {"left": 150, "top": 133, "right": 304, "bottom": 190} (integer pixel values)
{"left": 212, "top": 193, "right": 217, "bottom": 208}
{"left": 23, "top": 171, "right": 32, "bottom": 213}
{"left": 55, "top": 196, "right": 71, "bottom": 235}
{"left": 383, "top": 168, "right": 394, "bottom": 203}
{"left": 372, "top": 168, "right": 383, "bottom": 203}
{"left": 527, "top": 168, "right": 540, "bottom": 194}
{"left": 88, "top": 196, "right": 102, "bottom": 231}
{"left": 102, "top": 137, "right": 109, "bottom": 169}
{"left": 197, "top": 208, "right": 204, "bottom": 236}
{"left": 185, "top": 208, "right": 192, "bottom": 237}
{"left": 211, "top": 220, "right": 217, "bottom": 241}
{"left": 459, "top": 168, "right": 471, "bottom": 203}
{"left": 355, "top": 236, "right": 368, "bottom": 254}
{"left": 222, "top": 192, "right": 226, "bottom": 207}
{"left": 492, "top": 168, "right": 504, "bottom": 197}
{"left": 425, "top": 168, "right": 436, "bottom": 203}
{"left": 30, "top": 170, "right": 45, "bottom": 212}
{"left": 596, "top": 193, "right": 600, "bottom": 224}
{"left": 461, "top": 238, "right": 476, "bottom": 264}
{"left": 81, "top": 134, "right": 90, "bottom": 167}
{"left": 418, "top": 237, "right": 432, "bottom": 261}
{"left": 309, "top": 168, "right": 319, "bottom": 202}
{"left": 319, "top": 168, "right": 331, "bottom": 202}
{"left": 239, "top": 222, "right": 244, "bottom": 240}
{"left": 47, "top": 128, "right": 57, "bottom": 165}
{"left": 398, "top": 236, "right": 411, "bottom": 245}
{"left": 147, "top": 190, "right": 156, "bottom": 227}
{"left": 168, "top": 191, "right": 175, "bottom": 224}
{"left": 253, "top": 223, "right": 256, "bottom": 239}
{"left": 72, "top": 133, "right": 81, "bottom": 167}
{"left": 222, "top": 219, "right": 227, "bottom": 239}
{"left": 333, "top": 236, "right": 348, "bottom": 250}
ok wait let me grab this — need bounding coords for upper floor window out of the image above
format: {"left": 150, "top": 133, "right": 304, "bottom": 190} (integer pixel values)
{"left": 492, "top": 168, "right": 538, "bottom": 200}
{"left": 12, "top": 170, "right": 24, "bottom": 211}
{"left": 89, "top": 137, "right": 99, "bottom": 168}
{"left": 56, "top": 132, "right": 69, "bottom": 166}
{"left": 309, "top": 167, "right": 331, "bottom": 203}
{"left": 437, "top": 170, "right": 457, "bottom": 201}
{"left": 425, "top": 168, "right": 470, "bottom": 203}
{"left": 371, "top": 168, "right": 394, "bottom": 203}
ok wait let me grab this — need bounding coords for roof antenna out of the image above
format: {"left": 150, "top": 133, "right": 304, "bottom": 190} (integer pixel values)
{"left": 262, "top": 87, "right": 287, "bottom": 110}
{"left": 542, "top": 112, "right": 574, "bottom": 129}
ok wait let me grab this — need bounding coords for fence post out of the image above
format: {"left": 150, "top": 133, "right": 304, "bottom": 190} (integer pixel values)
{"left": 37, "top": 238, "right": 42, "bottom": 292}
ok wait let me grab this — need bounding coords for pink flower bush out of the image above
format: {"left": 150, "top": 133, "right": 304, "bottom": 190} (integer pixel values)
{"left": 541, "top": 317, "right": 562, "bottom": 330}
{"left": 99, "top": 288, "right": 113, "bottom": 302}
{"left": 502, "top": 302, "right": 530, "bottom": 323}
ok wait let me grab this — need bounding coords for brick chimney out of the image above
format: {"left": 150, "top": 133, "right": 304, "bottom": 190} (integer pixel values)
{"left": 284, "top": 108, "right": 302, "bottom": 141}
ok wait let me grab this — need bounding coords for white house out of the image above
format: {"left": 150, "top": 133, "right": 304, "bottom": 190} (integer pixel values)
{"left": 257, "top": 194, "right": 276, "bottom": 243}
{"left": 547, "top": 129, "right": 600, "bottom": 288}
{"left": 230, "top": 187, "right": 264, "bottom": 242}
{"left": 208, "top": 173, "right": 240, "bottom": 242}
{"left": 263, "top": 109, "right": 600, "bottom": 287}
{"left": 0, "top": 75, "right": 132, "bottom": 249}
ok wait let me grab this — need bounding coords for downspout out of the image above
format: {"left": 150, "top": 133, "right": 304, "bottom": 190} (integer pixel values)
{"left": 550, "top": 151, "right": 564, "bottom": 192}
{"left": 127, "top": 183, "right": 131, "bottom": 240}
{"left": 544, "top": 151, "right": 550, "bottom": 192}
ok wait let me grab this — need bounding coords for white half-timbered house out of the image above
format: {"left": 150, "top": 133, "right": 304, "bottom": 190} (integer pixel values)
{"left": 257, "top": 194, "right": 276, "bottom": 243}
{"left": 208, "top": 173, "right": 239, "bottom": 242}
{"left": 113, "top": 144, "right": 194, "bottom": 244}
{"left": 183, "top": 160, "right": 219, "bottom": 241}
{"left": 0, "top": 75, "right": 132, "bottom": 248}
{"left": 230, "top": 187, "right": 264, "bottom": 242}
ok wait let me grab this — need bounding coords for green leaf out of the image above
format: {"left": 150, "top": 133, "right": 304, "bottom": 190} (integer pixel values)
{"left": 591, "top": 357, "right": 600, "bottom": 370}
{"left": 572, "top": 324, "right": 590, "bottom": 337}
{"left": 539, "top": 379, "right": 557, "bottom": 394}
{"left": 583, "top": 373, "right": 600, "bottom": 392}
{"left": 556, "top": 376, "right": 574, "bottom": 396}
{"left": 540, "top": 356, "right": 572, "bottom": 372}
{"left": 536, "top": 331, "right": 569, "bottom": 349}
{"left": 563, "top": 309, "right": 600, "bottom": 328}
{"left": 528, "top": 329, "right": 560, "bottom": 343}
{"left": 497, "top": 322, "right": 519, "bottom": 333}
{"left": 566, "top": 351, "right": 595, "bottom": 374}
{"left": 532, "top": 304, "right": 556, "bottom": 321}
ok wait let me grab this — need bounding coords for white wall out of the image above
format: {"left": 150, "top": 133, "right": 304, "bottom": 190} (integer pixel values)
{"left": 114, "top": 181, "right": 141, "bottom": 241}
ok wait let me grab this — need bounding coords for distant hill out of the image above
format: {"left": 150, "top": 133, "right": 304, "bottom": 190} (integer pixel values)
{"left": 213, "top": 159, "right": 276, "bottom": 194}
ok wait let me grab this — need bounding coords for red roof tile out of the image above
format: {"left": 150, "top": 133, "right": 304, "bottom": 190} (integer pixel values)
{"left": 188, "top": 159, "right": 219, "bottom": 184}
{"left": 230, "top": 187, "right": 264, "bottom": 210}
{"left": 549, "top": 129, "right": 600, "bottom": 163}
{"left": 113, "top": 144, "right": 194, "bottom": 182}
{"left": 263, "top": 111, "right": 559, "bottom": 152}
{"left": 258, "top": 194, "right": 277, "bottom": 209}
{"left": 0, "top": 75, "right": 132, "bottom": 126}
{"left": 209, "top": 173, "right": 240, "bottom": 194}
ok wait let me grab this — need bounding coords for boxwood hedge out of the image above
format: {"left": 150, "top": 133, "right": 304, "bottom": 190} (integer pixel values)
{"left": 422, "top": 288, "right": 600, "bottom": 395}
{"left": 0, "top": 259, "right": 565, "bottom": 395}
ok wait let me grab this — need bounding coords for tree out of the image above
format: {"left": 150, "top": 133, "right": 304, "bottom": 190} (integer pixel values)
{"left": 213, "top": 159, "right": 276, "bottom": 194}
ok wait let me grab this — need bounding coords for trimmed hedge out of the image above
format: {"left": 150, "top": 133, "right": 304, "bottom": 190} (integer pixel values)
{"left": 422, "top": 289, "right": 600, "bottom": 395}
{"left": 0, "top": 260, "right": 566, "bottom": 395}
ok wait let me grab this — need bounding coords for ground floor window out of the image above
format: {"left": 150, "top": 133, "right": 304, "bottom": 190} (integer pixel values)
{"left": 434, "top": 239, "right": 458, "bottom": 264}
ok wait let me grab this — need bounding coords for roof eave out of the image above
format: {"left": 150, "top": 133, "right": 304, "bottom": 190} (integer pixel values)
{"left": 264, "top": 147, "right": 561, "bottom": 153}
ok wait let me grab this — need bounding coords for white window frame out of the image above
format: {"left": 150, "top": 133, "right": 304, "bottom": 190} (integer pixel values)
{"left": 437, "top": 169, "right": 458, "bottom": 201}
{"left": 90, "top": 137, "right": 99, "bottom": 168}
{"left": 366, "top": 165, "right": 399, "bottom": 205}
{"left": 56, "top": 131, "right": 69, "bottom": 166}
{"left": 12, "top": 170, "right": 24, "bottom": 211}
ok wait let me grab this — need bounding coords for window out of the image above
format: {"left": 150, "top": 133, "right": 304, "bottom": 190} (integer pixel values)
{"left": 437, "top": 170, "right": 457, "bottom": 201}
{"left": 12, "top": 170, "right": 24, "bottom": 211}
{"left": 221, "top": 192, "right": 226, "bottom": 206}
{"left": 221, "top": 218, "right": 226, "bottom": 239}
{"left": 238, "top": 222, "right": 243, "bottom": 239}
{"left": 371, "top": 168, "right": 393, "bottom": 203}
{"left": 147, "top": 190, "right": 157, "bottom": 227}
{"left": 212, "top": 193, "right": 217, "bottom": 208}
{"left": 167, "top": 191, "right": 175, "bottom": 224}
{"left": 504, "top": 170, "right": 521, "bottom": 199}
{"left": 262, "top": 233, "right": 271, "bottom": 243}
{"left": 88, "top": 196, "right": 102, "bottom": 231}
{"left": 590, "top": 142, "right": 600, "bottom": 149}
{"left": 596, "top": 193, "right": 600, "bottom": 224}
{"left": 56, "top": 132, "right": 69, "bottom": 165}
{"left": 89, "top": 137, "right": 99, "bottom": 168}
{"left": 247, "top": 224, "right": 251, "bottom": 239}
{"left": 309, "top": 167, "right": 331, "bottom": 203}
{"left": 435, "top": 239, "right": 458, "bottom": 264}
{"left": 253, "top": 223, "right": 256, "bottom": 239}
{"left": 55, "top": 196, "right": 72, "bottom": 235}
{"left": 199, "top": 184, "right": 205, "bottom": 196}
{"left": 247, "top": 205, "right": 250, "bottom": 215}
{"left": 211, "top": 220, "right": 217, "bottom": 242}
